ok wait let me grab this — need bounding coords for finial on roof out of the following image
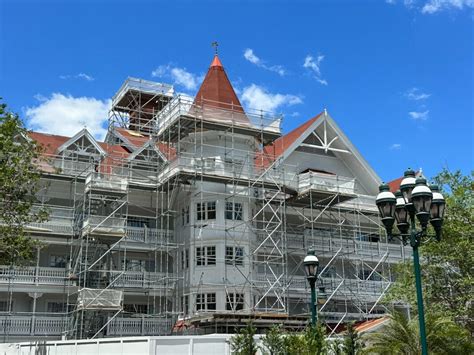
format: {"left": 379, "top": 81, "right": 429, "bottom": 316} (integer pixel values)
{"left": 211, "top": 41, "right": 219, "bottom": 56}
{"left": 324, "top": 108, "right": 328, "bottom": 116}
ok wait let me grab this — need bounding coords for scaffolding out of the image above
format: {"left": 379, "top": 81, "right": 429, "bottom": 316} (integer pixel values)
{"left": 0, "top": 77, "right": 408, "bottom": 341}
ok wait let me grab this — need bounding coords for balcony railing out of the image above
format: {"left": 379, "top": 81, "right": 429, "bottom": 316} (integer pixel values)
{"left": 106, "top": 316, "right": 172, "bottom": 336}
{"left": 82, "top": 216, "right": 126, "bottom": 236}
{"left": 0, "top": 266, "right": 69, "bottom": 286}
{"left": 126, "top": 226, "right": 173, "bottom": 244}
{"left": 297, "top": 171, "right": 356, "bottom": 196}
{"left": 25, "top": 205, "right": 74, "bottom": 235}
{"left": 108, "top": 271, "right": 174, "bottom": 289}
{"left": 256, "top": 232, "right": 408, "bottom": 262}
{"left": 85, "top": 172, "right": 128, "bottom": 193}
{"left": 0, "top": 315, "right": 69, "bottom": 336}
{"left": 255, "top": 274, "right": 391, "bottom": 299}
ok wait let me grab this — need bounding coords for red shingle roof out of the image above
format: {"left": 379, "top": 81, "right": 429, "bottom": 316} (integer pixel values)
{"left": 194, "top": 55, "right": 246, "bottom": 116}
{"left": 255, "top": 113, "right": 323, "bottom": 168}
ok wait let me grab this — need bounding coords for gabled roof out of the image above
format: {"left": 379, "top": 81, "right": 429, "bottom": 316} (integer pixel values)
{"left": 255, "top": 113, "right": 323, "bottom": 168}
{"left": 57, "top": 128, "right": 106, "bottom": 156}
{"left": 387, "top": 169, "right": 423, "bottom": 192}
{"left": 194, "top": 55, "right": 246, "bottom": 115}
{"left": 29, "top": 132, "right": 69, "bottom": 155}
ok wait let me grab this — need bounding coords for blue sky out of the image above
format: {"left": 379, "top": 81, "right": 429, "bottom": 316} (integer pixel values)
{"left": 0, "top": 0, "right": 472, "bottom": 182}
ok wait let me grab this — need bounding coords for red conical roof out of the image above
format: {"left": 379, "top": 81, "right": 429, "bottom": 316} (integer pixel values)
{"left": 194, "top": 55, "right": 245, "bottom": 114}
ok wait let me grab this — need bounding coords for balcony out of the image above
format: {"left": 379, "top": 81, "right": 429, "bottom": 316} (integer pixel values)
{"left": 0, "top": 266, "right": 70, "bottom": 286}
{"left": 106, "top": 316, "right": 172, "bottom": 336}
{"left": 126, "top": 226, "right": 173, "bottom": 245}
{"left": 255, "top": 274, "right": 391, "bottom": 300}
{"left": 25, "top": 206, "right": 74, "bottom": 236}
{"left": 85, "top": 173, "right": 128, "bottom": 193}
{"left": 0, "top": 315, "right": 69, "bottom": 336}
{"left": 82, "top": 216, "right": 126, "bottom": 237}
{"left": 108, "top": 271, "right": 175, "bottom": 289}
{"left": 256, "top": 232, "right": 408, "bottom": 262}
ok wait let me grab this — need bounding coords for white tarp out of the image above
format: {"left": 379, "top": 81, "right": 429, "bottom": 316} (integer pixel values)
{"left": 76, "top": 288, "right": 123, "bottom": 310}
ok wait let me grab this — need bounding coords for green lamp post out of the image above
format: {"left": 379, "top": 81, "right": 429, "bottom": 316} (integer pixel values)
{"left": 376, "top": 169, "right": 446, "bottom": 355}
{"left": 304, "top": 249, "right": 320, "bottom": 326}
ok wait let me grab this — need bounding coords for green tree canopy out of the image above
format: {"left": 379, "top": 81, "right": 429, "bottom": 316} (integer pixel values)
{"left": 0, "top": 100, "right": 48, "bottom": 265}
{"left": 385, "top": 169, "right": 473, "bottom": 332}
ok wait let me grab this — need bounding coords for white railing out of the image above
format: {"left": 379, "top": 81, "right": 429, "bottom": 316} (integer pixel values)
{"left": 108, "top": 271, "right": 173, "bottom": 289}
{"left": 26, "top": 205, "right": 74, "bottom": 235}
{"left": 255, "top": 274, "right": 390, "bottom": 298}
{"left": 297, "top": 172, "right": 355, "bottom": 196}
{"left": 155, "top": 95, "right": 282, "bottom": 137}
{"left": 112, "top": 77, "right": 174, "bottom": 107}
{"left": 256, "top": 232, "right": 406, "bottom": 262}
{"left": 126, "top": 226, "right": 173, "bottom": 244}
{"left": 0, "top": 315, "right": 69, "bottom": 335}
{"left": 0, "top": 266, "right": 69, "bottom": 285}
{"left": 82, "top": 216, "right": 126, "bottom": 235}
{"left": 106, "top": 317, "right": 172, "bottom": 336}
{"left": 85, "top": 172, "right": 128, "bottom": 192}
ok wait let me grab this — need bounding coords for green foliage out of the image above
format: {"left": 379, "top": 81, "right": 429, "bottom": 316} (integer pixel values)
{"left": 231, "top": 322, "right": 258, "bottom": 355}
{"left": 364, "top": 311, "right": 473, "bottom": 355}
{"left": 385, "top": 169, "right": 473, "bottom": 332}
{"left": 261, "top": 324, "right": 285, "bottom": 355}
{"left": 260, "top": 323, "right": 328, "bottom": 355}
{"left": 0, "top": 100, "right": 48, "bottom": 265}
{"left": 342, "top": 322, "right": 363, "bottom": 355}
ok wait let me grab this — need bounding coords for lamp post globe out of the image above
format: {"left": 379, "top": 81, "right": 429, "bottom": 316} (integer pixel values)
{"left": 394, "top": 190, "right": 409, "bottom": 235}
{"left": 411, "top": 177, "right": 433, "bottom": 229}
{"left": 304, "top": 249, "right": 319, "bottom": 326}
{"left": 400, "top": 168, "right": 416, "bottom": 209}
{"left": 376, "top": 183, "right": 396, "bottom": 236}
{"left": 429, "top": 184, "right": 445, "bottom": 240}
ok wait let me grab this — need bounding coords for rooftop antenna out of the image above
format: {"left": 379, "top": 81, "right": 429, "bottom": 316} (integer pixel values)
{"left": 211, "top": 41, "right": 219, "bottom": 56}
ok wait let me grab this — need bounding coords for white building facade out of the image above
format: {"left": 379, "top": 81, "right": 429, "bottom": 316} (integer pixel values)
{"left": 0, "top": 55, "right": 409, "bottom": 341}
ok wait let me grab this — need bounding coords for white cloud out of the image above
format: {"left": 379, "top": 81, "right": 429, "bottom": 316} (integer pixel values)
{"left": 152, "top": 64, "right": 203, "bottom": 91}
{"left": 422, "top": 0, "right": 474, "bottom": 13}
{"left": 390, "top": 143, "right": 402, "bottom": 150}
{"left": 60, "top": 73, "right": 95, "bottom": 81}
{"left": 240, "top": 84, "right": 302, "bottom": 112}
{"left": 303, "top": 54, "right": 328, "bottom": 85}
{"left": 25, "top": 93, "right": 110, "bottom": 140}
{"left": 405, "top": 87, "right": 431, "bottom": 100}
{"left": 243, "top": 48, "right": 286, "bottom": 76}
{"left": 388, "top": 0, "right": 474, "bottom": 13}
{"left": 409, "top": 110, "right": 429, "bottom": 120}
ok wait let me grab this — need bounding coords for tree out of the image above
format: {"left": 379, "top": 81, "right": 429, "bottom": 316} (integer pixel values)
{"left": 385, "top": 169, "right": 473, "bottom": 332}
{"left": 0, "top": 101, "right": 48, "bottom": 265}
{"left": 261, "top": 324, "right": 285, "bottom": 355}
{"left": 364, "top": 311, "right": 473, "bottom": 355}
{"left": 342, "top": 322, "right": 363, "bottom": 355}
{"left": 304, "top": 323, "right": 328, "bottom": 355}
{"left": 230, "top": 322, "right": 258, "bottom": 355}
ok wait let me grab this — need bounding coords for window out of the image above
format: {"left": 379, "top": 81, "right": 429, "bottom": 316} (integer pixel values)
{"left": 182, "top": 295, "right": 189, "bottom": 314}
{"left": 47, "top": 302, "right": 67, "bottom": 313}
{"left": 196, "top": 246, "right": 216, "bottom": 266}
{"left": 196, "top": 201, "right": 216, "bottom": 221}
{"left": 49, "top": 255, "right": 66, "bottom": 268}
{"left": 225, "top": 202, "right": 243, "bottom": 220}
{"left": 196, "top": 293, "right": 216, "bottom": 311}
{"left": 181, "top": 207, "right": 190, "bottom": 226}
{"left": 226, "top": 293, "right": 244, "bottom": 311}
{"left": 359, "top": 269, "right": 382, "bottom": 281}
{"left": 0, "top": 301, "right": 9, "bottom": 312}
{"left": 225, "top": 246, "right": 244, "bottom": 266}
{"left": 181, "top": 249, "right": 189, "bottom": 270}
{"left": 123, "top": 304, "right": 148, "bottom": 314}
{"left": 123, "top": 259, "right": 151, "bottom": 272}
{"left": 127, "top": 216, "right": 151, "bottom": 228}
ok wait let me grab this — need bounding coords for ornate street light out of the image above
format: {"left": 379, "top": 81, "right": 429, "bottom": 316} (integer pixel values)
{"left": 304, "top": 249, "right": 319, "bottom": 326}
{"left": 376, "top": 170, "right": 446, "bottom": 355}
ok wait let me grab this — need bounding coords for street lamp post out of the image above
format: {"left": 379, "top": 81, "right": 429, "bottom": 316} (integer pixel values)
{"left": 304, "top": 249, "right": 320, "bottom": 326}
{"left": 376, "top": 169, "right": 446, "bottom": 355}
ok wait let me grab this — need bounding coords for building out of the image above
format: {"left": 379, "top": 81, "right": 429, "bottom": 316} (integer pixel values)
{"left": 0, "top": 54, "right": 410, "bottom": 342}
